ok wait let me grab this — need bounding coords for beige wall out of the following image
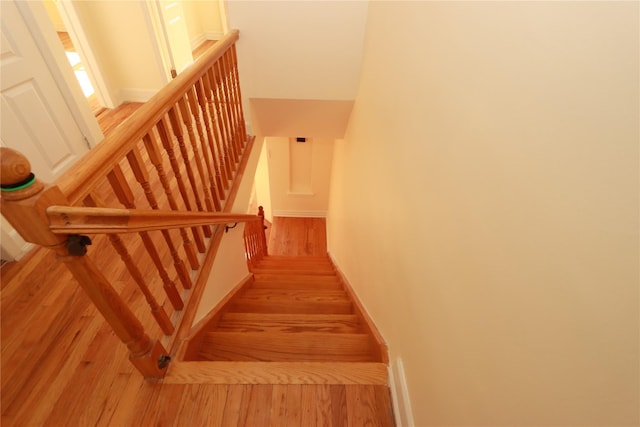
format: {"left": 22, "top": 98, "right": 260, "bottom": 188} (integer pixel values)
{"left": 267, "top": 137, "right": 334, "bottom": 217}
{"left": 43, "top": 0, "right": 64, "bottom": 31}
{"left": 71, "top": 0, "right": 165, "bottom": 103}
{"left": 227, "top": 1, "right": 368, "bottom": 139}
{"left": 183, "top": 0, "right": 223, "bottom": 47}
{"left": 327, "top": 2, "right": 639, "bottom": 425}
{"left": 194, "top": 137, "right": 264, "bottom": 324}
{"left": 254, "top": 140, "right": 273, "bottom": 222}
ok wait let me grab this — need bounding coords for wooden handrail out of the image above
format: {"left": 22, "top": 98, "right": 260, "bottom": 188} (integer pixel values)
{"left": 55, "top": 30, "right": 240, "bottom": 206}
{"left": 1, "top": 29, "right": 253, "bottom": 380}
{"left": 47, "top": 205, "right": 259, "bottom": 234}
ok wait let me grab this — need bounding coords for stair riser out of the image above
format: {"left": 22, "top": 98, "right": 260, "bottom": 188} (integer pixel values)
{"left": 199, "top": 333, "right": 377, "bottom": 362}
{"left": 228, "top": 300, "right": 353, "bottom": 314}
{"left": 251, "top": 281, "right": 342, "bottom": 290}
{"left": 254, "top": 274, "right": 341, "bottom": 282}
{"left": 251, "top": 268, "right": 336, "bottom": 276}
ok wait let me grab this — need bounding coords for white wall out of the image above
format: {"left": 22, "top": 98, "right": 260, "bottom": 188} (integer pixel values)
{"left": 183, "top": 0, "right": 224, "bottom": 47}
{"left": 194, "top": 137, "right": 264, "bottom": 324}
{"left": 254, "top": 139, "right": 273, "bottom": 222}
{"left": 227, "top": 1, "right": 368, "bottom": 139}
{"left": 266, "top": 137, "right": 333, "bottom": 218}
{"left": 227, "top": 1, "right": 368, "bottom": 100}
{"left": 327, "top": 2, "right": 639, "bottom": 426}
{"left": 43, "top": 0, "right": 65, "bottom": 31}
{"left": 71, "top": 0, "right": 165, "bottom": 103}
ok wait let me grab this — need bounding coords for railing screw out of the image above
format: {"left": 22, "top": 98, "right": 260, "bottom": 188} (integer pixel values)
{"left": 158, "top": 354, "right": 171, "bottom": 369}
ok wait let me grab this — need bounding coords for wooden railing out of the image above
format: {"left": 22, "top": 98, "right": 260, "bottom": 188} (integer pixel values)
{"left": 0, "top": 30, "right": 258, "bottom": 378}
{"left": 243, "top": 205, "right": 269, "bottom": 269}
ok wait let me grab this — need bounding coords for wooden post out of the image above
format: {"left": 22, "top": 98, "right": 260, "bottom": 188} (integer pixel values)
{"left": 258, "top": 205, "right": 268, "bottom": 256}
{"left": 0, "top": 147, "right": 169, "bottom": 379}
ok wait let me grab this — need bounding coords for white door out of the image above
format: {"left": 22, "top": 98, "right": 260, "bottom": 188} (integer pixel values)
{"left": 1, "top": 0, "right": 90, "bottom": 260}
{"left": 157, "top": 0, "right": 193, "bottom": 76}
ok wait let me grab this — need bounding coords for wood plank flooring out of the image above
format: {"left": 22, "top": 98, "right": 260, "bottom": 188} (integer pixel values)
{"left": 269, "top": 217, "right": 328, "bottom": 257}
{"left": 1, "top": 41, "right": 394, "bottom": 425}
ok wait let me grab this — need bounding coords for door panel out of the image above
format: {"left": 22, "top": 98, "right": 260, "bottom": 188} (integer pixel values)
{"left": 1, "top": 0, "right": 89, "bottom": 259}
{"left": 158, "top": 0, "right": 193, "bottom": 75}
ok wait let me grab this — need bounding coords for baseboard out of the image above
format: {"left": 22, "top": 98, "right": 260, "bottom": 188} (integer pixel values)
{"left": 117, "top": 88, "right": 158, "bottom": 103}
{"left": 190, "top": 34, "right": 207, "bottom": 50}
{"left": 205, "top": 31, "right": 224, "bottom": 41}
{"left": 389, "top": 358, "right": 415, "bottom": 427}
{"left": 272, "top": 210, "right": 327, "bottom": 218}
{"left": 328, "top": 253, "right": 389, "bottom": 364}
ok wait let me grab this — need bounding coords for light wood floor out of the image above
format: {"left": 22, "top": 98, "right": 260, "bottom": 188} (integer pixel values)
{"left": 1, "top": 121, "right": 394, "bottom": 424}
{"left": 269, "top": 217, "right": 328, "bottom": 257}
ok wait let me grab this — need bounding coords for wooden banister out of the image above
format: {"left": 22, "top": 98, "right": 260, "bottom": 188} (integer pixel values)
{"left": 0, "top": 147, "right": 168, "bottom": 379}
{"left": 243, "top": 206, "right": 268, "bottom": 269}
{"left": 47, "top": 205, "right": 260, "bottom": 234}
{"left": 2, "top": 29, "right": 252, "bottom": 380}
{"left": 55, "top": 30, "right": 241, "bottom": 206}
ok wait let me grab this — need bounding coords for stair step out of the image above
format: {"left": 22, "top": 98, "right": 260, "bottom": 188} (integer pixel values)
{"left": 255, "top": 260, "right": 334, "bottom": 269}
{"left": 217, "top": 313, "right": 362, "bottom": 333}
{"left": 262, "top": 256, "right": 332, "bottom": 262}
{"left": 251, "top": 280, "right": 342, "bottom": 290}
{"left": 251, "top": 267, "right": 336, "bottom": 276}
{"left": 164, "top": 361, "right": 388, "bottom": 385}
{"left": 228, "top": 290, "right": 353, "bottom": 314}
{"left": 199, "top": 332, "right": 379, "bottom": 362}
{"left": 254, "top": 273, "right": 341, "bottom": 283}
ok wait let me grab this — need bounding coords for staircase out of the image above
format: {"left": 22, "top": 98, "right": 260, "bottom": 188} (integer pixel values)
{"left": 170, "top": 255, "right": 388, "bottom": 385}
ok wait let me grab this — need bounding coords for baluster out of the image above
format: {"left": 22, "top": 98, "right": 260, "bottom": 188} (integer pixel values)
{"left": 107, "top": 165, "right": 190, "bottom": 296}
{"left": 167, "top": 107, "right": 212, "bottom": 238}
{"left": 195, "top": 77, "right": 225, "bottom": 199}
{"left": 211, "top": 63, "right": 236, "bottom": 173}
{"left": 84, "top": 192, "right": 175, "bottom": 335}
{"left": 142, "top": 131, "right": 199, "bottom": 277}
{"left": 0, "top": 147, "right": 168, "bottom": 378}
{"left": 214, "top": 58, "right": 239, "bottom": 165}
{"left": 231, "top": 44, "right": 248, "bottom": 147}
{"left": 177, "top": 94, "right": 216, "bottom": 213}
{"left": 184, "top": 87, "right": 221, "bottom": 211}
{"left": 127, "top": 146, "right": 202, "bottom": 275}
{"left": 203, "top": 68, "right": 231, "bottom": 186}
{"left": 156, "top": 118, "right": 207, "bottom": 254}
{"left": 221, "top": 50, "right": 242, "bottom": 157}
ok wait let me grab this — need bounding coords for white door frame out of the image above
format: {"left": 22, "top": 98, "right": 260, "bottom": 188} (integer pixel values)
{"left": 55, "top": 0, "right": 118, "bottom": 109}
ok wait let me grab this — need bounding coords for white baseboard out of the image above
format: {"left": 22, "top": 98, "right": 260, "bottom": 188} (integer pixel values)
{"left": 190, "top": 34, "right": 207, "bottom": 50}
{"left": 117, "top": 88, "right": 158, "bottom": 103}
{"left": 389, "top": 358, "right": 415, "bottom": 427}
{"left": 205, "top": 31, "right": 224, "bottom": 41}
{"left": 272, "top": 210, "right": 327, "bottom": 218}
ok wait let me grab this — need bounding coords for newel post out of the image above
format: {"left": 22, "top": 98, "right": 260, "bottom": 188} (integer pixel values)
{"left": 0, "top": 148, "right": 169, "bottom": 379}
{"left": 258, "top": 205, "right": 268, "bottom": 256}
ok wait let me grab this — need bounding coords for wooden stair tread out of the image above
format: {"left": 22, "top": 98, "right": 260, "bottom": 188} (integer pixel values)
{"left": 254, "top": 273, "right": 341, "bottom": 283}
{"left": 228, "top": 298, "right": 353, "bottom": 314}
{"left": 251, "top": 280, "right": 342, "bottom": 290}
{"left": 164, "top": 361, "right": 388, "bottom": 385}
{"left": 251, "top": 267, "right": 336, "bottom": 276}
{"left": 240, "top": 289, "right": 348, "bottom": 298}
{"left": 198, "top": 332, "right": 379, "bottom": 362}
{"left": 217, "top": 313, "right": 362, "bottom": 333}
{"left": 261, "top": 256, "right": 332, "bottom": 262}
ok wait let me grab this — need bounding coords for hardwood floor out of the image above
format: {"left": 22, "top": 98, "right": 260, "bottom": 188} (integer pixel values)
{"left": 1, "top": 128, "right": 394, "bottom": 424}
{"left": 269, "top": 217, "right": 328, "bottom": 257}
